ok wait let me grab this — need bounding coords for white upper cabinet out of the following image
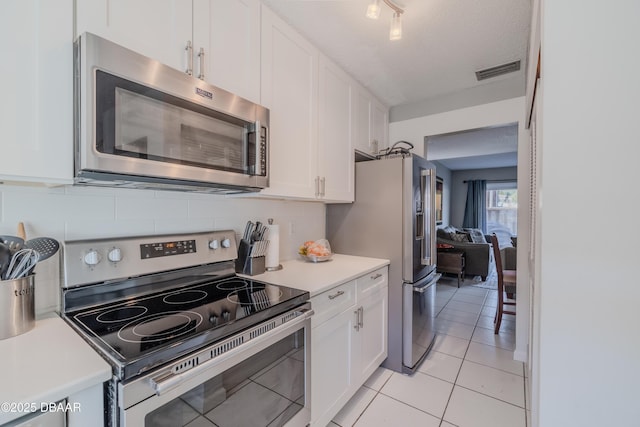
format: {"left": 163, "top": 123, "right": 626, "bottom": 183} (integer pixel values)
{"left": 259, "top": 6, "right": 319, "bottom": 200}
{"left": 259, "top": 7, "right": 361, "bottom": 203}
{"left": 0, "top": 0, "right": 74, "bottom": 184}
{"left": 318, "top": 55, "right": 354, "bottom": 202}
{"left": 76, "top": 0, "right": 193, "bottom": 72}
{"left": 371, "top": 98, "right": 389, "bottom": 151}
{"left": 353, "top": 85, "right": 388, "bottom": 156}
{"left": 76, "top": 0, "right": 260, "bottom": 103}
{"left": 192, "top": 0, "right": 260, "bottom": 103}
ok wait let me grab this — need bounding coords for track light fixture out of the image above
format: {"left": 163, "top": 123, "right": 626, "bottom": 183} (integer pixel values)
{"left": 366, "top": 0, "right": 404, "bottom": 41}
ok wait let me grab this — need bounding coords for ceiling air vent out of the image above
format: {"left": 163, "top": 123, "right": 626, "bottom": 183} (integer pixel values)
{"left": 475, "top": 60, "right": 521, "bottom": 81}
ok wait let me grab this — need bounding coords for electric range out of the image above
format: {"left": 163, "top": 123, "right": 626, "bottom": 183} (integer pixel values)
{"left": 60, "top": 230, "right": 312, "bottom": 427}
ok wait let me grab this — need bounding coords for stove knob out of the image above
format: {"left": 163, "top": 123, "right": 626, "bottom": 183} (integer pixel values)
{"left": 221, "top": 238, "right": 231, "bottom": 249}
{"left": 108, "top": 247, "right": 122, "bottom": 263}
{"left": 209, "top": 314, "right": 218, "bottom": 325}
{"left": 221, "top": 310, "right": 230, "bottom": 322}
{"left": 84, "top": 250, "right": 101, "bottom": 266}
{"left": 209, "top": 239, "right": 219, "bottom": 250}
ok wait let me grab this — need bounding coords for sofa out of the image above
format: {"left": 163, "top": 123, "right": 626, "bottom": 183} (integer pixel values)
{"left": 436, "top": 226, "right": 491, "bottom": 280}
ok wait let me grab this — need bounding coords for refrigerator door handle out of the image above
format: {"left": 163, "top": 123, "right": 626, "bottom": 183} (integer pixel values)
{"left": 413, "top": 273, "right": 441, "bottom": 293}
{"left": 420, "top": 169, "right": 435, "bottom": 266}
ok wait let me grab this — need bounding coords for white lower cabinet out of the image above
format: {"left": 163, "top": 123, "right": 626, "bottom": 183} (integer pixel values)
{"left": 310, "top": 267, "right": 388, "bottom": 427}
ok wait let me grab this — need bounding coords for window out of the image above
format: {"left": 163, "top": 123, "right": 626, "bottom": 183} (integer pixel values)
{"left": 486, "top": 182, "right": 517, "bottom": 235}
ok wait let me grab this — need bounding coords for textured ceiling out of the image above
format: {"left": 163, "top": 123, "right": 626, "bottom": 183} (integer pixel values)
{"left": 261, "top": 0, "right": 532, "bottom": 108}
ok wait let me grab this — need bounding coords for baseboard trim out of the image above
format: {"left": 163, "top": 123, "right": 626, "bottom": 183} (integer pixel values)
{"left": 514, "top": 347, "right": 528, "bottom": 362}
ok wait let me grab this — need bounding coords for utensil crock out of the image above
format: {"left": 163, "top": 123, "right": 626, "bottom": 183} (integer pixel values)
{"left": 0, "top": 275, "right": 35, "bottom": 340}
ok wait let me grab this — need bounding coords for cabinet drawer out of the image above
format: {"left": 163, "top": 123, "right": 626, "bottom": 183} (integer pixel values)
{"left": 310, "top": 281, "right": 356, "bottom": 327}
{"left": 356, "top": 267, "right": 388, "bottom": 296}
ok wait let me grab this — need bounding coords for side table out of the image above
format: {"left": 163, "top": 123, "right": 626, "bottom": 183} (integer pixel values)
{"left": 437, "top": 249, "right": 465, "bottom": 288}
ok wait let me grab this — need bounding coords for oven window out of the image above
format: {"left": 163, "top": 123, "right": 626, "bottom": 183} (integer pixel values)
{"left": 95, "top": 70, "right": 256, "bottom": 175}
{"left": 144, "top": 330, "right": 305, "bottom": 427}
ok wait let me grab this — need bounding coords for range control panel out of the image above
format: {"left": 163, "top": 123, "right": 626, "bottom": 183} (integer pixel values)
{"left": 140, "top": 239, "right": 197, "bottom": 259}
{"left": 61, "top": 231, "right": 237, "bottom": 288}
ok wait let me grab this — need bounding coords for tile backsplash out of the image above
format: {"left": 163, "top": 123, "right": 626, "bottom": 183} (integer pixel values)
{"left": 0, "top": 184, "right": 326, "bottom": 316}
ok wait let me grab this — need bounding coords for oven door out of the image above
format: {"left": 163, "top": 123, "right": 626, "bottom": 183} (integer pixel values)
{"left": 121, "top": 308, "right": 312, "bottom": 427}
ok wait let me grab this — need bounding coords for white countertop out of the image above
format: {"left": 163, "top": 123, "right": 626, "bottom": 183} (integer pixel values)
{"left": 246, "top": 254, "right": 390, "bottom": 296}
{"left": 0, "top": 315, "right": 112, "bottom": 425}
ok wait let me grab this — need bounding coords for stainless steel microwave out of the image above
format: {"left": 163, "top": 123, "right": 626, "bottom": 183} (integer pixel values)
{"left": 74, "top": 32, "right": 269, "bottom": 193}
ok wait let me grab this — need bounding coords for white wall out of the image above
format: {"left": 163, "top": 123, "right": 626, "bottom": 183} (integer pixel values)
{"left": 389, "top": 96, "right": 530, "bottom": 362}
{"left": 536, "top": 1, "right": 640, "bottom": 425}
{"left": 0, "top": 184, "right": 325, "bottom": 316}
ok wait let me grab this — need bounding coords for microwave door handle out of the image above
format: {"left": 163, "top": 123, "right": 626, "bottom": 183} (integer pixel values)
{"left": 254, "top": 120, "right": 261, "bottom": 176}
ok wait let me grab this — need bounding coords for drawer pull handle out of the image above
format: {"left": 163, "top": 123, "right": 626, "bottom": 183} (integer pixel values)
{"left": 328, "top": 290, "right": 345, "bottom": 300}
{"left": 371, "top": 273, "right": 383, "bottom": 280}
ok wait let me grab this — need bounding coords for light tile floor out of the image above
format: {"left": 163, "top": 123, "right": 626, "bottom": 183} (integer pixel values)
{"left": 326, "top": 277, "right": 529, "bottom": 427}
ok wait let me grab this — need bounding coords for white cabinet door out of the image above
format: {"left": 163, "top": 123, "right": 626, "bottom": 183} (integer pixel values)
{"left": 371, "top": 98, "right": 389, "bottom": 151}
{"left": 0, "top": 0, "right": 74, "bottom": 184}
{"left": 311, "top": 308, "right": 357, "bottom": 427}
{"left": 353, "top": 84, "right": 389, "bottom": 156}
{"left": 353, "top": 87, "right": 373, "bottom": 155}
{"left": 260, "top": 6, "right": 318, "bottom": 199}
{"left": 76, "top": 0, "right": 192, "bottom": 72}
{"left": 356, "top": 286, "right": 388, "bottom": 383}
{"left": 192, "top": 0, "right": 260, "bottom": 103}
{"left": 318, "top": 55, "right": 354, "bottom": 202}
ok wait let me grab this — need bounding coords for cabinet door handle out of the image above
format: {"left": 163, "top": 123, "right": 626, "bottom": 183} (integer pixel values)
{"left": 320, "top": 177, "right": 326, "bottom": 197}
{"left": 315, "top": 176, "right": 320, "bottom": 197}
{"left": 185, "top": 41, "right": 193, "bottom": 76}
{"left": 354, "top": 309, "right": 360, "bottom": 331}
{"left": 370, "top": 273, "right": 382, "bottom": 280}
{"left": 328, "top": 290, "right": 344, "bottom": 300}
{"left": 198, "top": 48, "right": 205, "bottom": 80}
{"left": 359, "top": 306, "right": 364, "bottom": 328}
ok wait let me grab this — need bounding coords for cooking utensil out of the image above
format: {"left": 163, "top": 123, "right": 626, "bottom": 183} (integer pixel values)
{"left": 0, "top": 235, "right": 24, "bottom": 254}
{"left": 242, "top": 221, "right": 254, "bottom": 241}
{"left": 252, "top": 221, "right": 262, "bottom": 242}
{"left": 17, "top": 222, "right": 26, "bottom": 241}
{"left": 25, "top": 237, "right": 60, "bottom": 262}
{"left": 0, "top": 242, "right": 11, "bottom": 280}
{"left": 22, "top": 237, "right": 60, "bottom": 276}
{"left": 5, "top": 249, "right": 39, "bottom": 280}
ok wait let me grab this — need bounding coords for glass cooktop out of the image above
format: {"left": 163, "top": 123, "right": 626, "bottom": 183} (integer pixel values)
{"left": 67, "top": 275, "right": 308, "bottom": 379}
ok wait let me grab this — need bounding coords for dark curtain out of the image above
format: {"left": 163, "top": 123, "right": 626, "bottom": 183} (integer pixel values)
{"left": 462, "top": 179, "right": 487, "bottom": 231}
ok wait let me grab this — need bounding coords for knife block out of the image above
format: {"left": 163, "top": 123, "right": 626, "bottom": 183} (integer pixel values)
{"left": 235, "top": 239, "right": 266, "bottom": 276}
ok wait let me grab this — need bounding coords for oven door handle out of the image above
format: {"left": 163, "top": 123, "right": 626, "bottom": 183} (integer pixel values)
{"left": 149, "top": 308, "right": 314, "bottom": 396}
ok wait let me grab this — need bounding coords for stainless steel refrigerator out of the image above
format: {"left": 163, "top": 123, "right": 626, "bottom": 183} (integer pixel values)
{"left": 327, "top": 154, "right": 440, "bottom": 374}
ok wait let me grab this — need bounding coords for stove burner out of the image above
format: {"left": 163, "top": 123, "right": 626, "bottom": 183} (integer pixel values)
{"left": 118, "top": 311, "right": 204, "bottom": 343}
{"left": 163, "top": 290, "right": 208, "bottom": 305}
{"left": 96, "top": 306, "right": 148, "bottom": 323}
{"left": 215, "top": 278, "right": 249, "bottom": 291}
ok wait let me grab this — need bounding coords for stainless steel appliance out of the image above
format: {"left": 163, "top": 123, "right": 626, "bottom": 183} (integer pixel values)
{"left": 75, "top": 32, "right": 269, "bottom": 193}
{"left": 60, "top": 231, "right": 311, "bottom": 427}
{"left": 327, "top": 153, "right": 440, "bottom": 374}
